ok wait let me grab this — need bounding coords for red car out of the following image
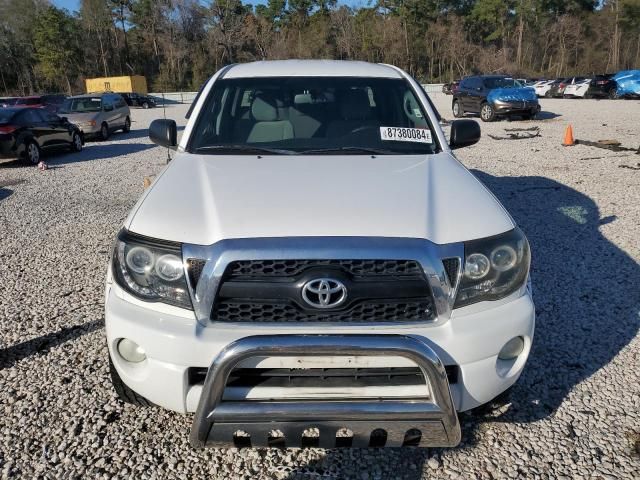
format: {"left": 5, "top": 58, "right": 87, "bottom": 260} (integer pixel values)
{"left": 13, "top": 95, "right": 67, "bottom": 113}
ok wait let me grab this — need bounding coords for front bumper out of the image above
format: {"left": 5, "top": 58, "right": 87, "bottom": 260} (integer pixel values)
{"left": 106, "top": 281, "right": 535, "bottom": 412}
{"left": 493, "top": 100, "right": 540, "bottom": 114}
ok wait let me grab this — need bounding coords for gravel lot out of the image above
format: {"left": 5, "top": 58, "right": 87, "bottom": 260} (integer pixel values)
{"left": 1, "top": 96, "right": 639, "bottom": 479}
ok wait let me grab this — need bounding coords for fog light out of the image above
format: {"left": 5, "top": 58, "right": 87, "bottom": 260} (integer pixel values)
{"left": 498, "top": 336, "right": 524, "bottom": 360}
{"left": 117, "top": 338, "right": 146, "bottom": 363}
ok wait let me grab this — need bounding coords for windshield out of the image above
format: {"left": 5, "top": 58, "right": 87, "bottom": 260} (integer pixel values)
{"left": 483, "top": 78, "right": 522, "bottom": 89}
{"left": 189, "top": 76, "right": 437, "bottom": 155}
{"left": 59, "top": 97, "right": 102, "bottom": 113}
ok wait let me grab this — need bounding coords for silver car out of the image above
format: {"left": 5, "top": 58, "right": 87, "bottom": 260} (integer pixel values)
{"left": 58, "top": 93, "right": 131, "bottom": 140}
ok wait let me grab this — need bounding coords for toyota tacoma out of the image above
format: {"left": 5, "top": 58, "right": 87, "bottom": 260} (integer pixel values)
{"left": 105, "top": 60, "right": 534, "bottom": 449}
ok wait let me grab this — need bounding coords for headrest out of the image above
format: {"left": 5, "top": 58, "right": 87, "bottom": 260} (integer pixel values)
{"left": 251, "top": 93, "right": 280, "bottom": 122}
{"left": 294, "top": 93, "right": 313, "bottom": 105}
{"left": 339, "top": 89, "right": 372, "bottom": 120}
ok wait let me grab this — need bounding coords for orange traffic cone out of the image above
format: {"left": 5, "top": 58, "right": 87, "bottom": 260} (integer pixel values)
{"left": 562, "top": 124, "right": 575, "bottom": 146}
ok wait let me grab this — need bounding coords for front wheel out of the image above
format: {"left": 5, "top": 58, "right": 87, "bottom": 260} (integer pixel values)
{"left": 142, "top": 101, "right": 150, "bottom": 109}
{"left": 452, "top": 100, "right": 464, "bottom": 118}
{"left": 100, "top": 122, "right": 110, "bottom": 141}
{"left": 123, "top": 116, "right": 131, "bottom": 133}
{"left": 70, "top": 132, "right": 83, "bottom": 152}
{"left": 480, "top": 103, "right": 495, "bottom": 122}
{"left": 609, "top": 88, "right": 618, "bottom": 99}
{"left": 109, "top": 356, "right": 152, "bottom": 407}
{"left": 24, "top": 141, "right": 41, "bottom": 165}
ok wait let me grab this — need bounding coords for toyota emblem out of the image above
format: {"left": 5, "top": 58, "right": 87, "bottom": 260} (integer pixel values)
{"left": 301, "top": 278, "right": 347, "bottom": 309}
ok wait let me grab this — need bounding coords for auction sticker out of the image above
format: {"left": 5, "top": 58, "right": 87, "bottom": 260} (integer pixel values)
{"left": 380, "top": 127, "right": 432, "bottom": 143}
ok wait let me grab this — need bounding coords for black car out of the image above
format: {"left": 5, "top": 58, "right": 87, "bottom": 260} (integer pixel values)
{"left": 586, "top": 74, "right": 618, "bottom": 99}
{"left": 118, "top": 92, "right": 156, "bottom": 109}
{"left": 0, "top": 107, "right": 84, "bottom": 165}
{"left": 452, "top": 75, "right": 539, "bottom": 121}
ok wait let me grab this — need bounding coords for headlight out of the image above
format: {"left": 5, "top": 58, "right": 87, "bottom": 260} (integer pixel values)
{"left": 112, "top": 230, "right": 192, "bottom": 309}
{"left": 454, "top": 228, "right": 530, "bottom": 308}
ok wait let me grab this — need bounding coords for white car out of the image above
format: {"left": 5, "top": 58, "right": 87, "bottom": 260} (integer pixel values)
{"left": 563, "top": 77, "right": 592, "bottom": 98}
{"left": 105, "top": 60, "right": 535, "bottom": 449}
{"left": 533, "top": 80, "right": 554, "bottom": 97}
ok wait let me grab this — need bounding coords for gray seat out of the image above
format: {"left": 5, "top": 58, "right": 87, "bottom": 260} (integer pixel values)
{"left": 247, "top": 93, "right": 294, "bottom": 143}
{"left": 326, "top": 89, "right": 376, "bottom": 138}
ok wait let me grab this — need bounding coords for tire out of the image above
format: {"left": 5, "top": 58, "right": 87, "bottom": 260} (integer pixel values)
{"left": 452, "top": 99, "right": 464, "bottom": 118}
{"left": 123, "top": 116, "right": 131, "bottom": 133}
{"left": 142, "top": 101, "right": 149, "bottom": 109}
{"left": 609, "top": 88, "right": 618, "bottom": 99}
{"left": 480, "top": 102, "right": 495, "bottom": 122}
{"left": 70, "top": 132, "right": 83, "bottom": 152}
{"left": 109, "top": 356, "right": 152, "bottom": 407}
{"left": 544, "top": 90, "right": 552, "bottom": 98}
{"left": 24, "top": 140, "right": 41, "bottom": 165}
{"left": 100, "top": 122, "right": 110, "bottom": 141}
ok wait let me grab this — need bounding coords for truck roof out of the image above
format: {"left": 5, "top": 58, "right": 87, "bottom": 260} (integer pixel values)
{"left": 224, "top": 60, "right": 403, "bottom": 79}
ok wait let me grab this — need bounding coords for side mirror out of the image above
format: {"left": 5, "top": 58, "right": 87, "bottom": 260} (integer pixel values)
{"left": 149, "top": 119, "right": 177, "bottom": 149}
{"left": 60, "top": 116, "right": 68, "bottom": 123}
{"left": 449, "top": 119, "right": 481, "bottom": 149}
{"left": 104, "top": 104, "right": 113, "bottom": 112}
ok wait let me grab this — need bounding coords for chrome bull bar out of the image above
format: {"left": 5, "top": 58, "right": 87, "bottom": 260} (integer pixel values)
{"left": 190, "top": 334, "right": 461, "bottom": 448}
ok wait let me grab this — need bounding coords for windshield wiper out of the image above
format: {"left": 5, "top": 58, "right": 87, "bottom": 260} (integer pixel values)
{"left": 299, "top": 146, "right": 423, "bottom": 155}
{"left": 194, "top": 144, "right": 295, "bottom": 155}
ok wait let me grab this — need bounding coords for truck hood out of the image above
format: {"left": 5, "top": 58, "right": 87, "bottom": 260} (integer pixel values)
{"left": 125, "top": 152, "right": 514, "bottom": 245}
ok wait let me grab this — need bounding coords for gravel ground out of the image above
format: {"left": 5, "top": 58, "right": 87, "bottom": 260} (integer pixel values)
{"left": 0, "top": 96, "right": 639, "bottom": 479}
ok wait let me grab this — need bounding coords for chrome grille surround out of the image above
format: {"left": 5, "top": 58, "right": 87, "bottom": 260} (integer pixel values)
{"left": 182, "top": 237, "right": 464, "bottom": 326}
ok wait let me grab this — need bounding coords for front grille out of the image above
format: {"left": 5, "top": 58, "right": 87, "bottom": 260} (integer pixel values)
{"left": 211, "top": 259, "right": 436, "bottom": 323}
{"left": 188, "top": 366, "right": 459, "bottom": 386}
{"left": 442, "top": 258, "right": 460, "bottom": 287}
{"left": 214, "top": 300, "right": 434, "bottom": 323}
{"left": 187, "top": 258, "right": 206, "bottom": 287}
{"left": 226, "top": 259, "right": 423, "bottom": 279}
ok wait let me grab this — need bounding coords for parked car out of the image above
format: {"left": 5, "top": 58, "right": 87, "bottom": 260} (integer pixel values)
{"left": 105, "top": 59, "right": 534, "bottom": 449}
{"left": 118, "top": 92, "right": 156, "bottom": 109}
{"left": 13, "top": 94, "right": 67, "bottom": 112}
{"left": 612, "top": 69, "right": 640, "bottom": 98}
{"left": 533, "top": 80, "right": 554, "bottom": 97}
{"left": 562, "top": 77, "right": 591, "bottom": 98}
{"left": 0, "top": 98, "right": 18, "bottom": 108}
{"left": 0, "top": 107, "right": 83, "bottom": 165}
{"left": 545, "top": 78, "right": 570, "bottom": 98}
{"left": 58, "top": 93, "right": 131, "bottom": 140}
{"left": 586, "top": 74, "right": 618, "bottom": 99}
{"left": 452, "top": 75, "right": 540, "bottom": 121}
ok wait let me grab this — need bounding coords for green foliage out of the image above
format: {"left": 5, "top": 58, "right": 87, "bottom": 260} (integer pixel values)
{"left": 0, "top": 0, "right": 638, "bottom": 95}
{"left": 32, "top": 6, "right": 80, "bottom": 93}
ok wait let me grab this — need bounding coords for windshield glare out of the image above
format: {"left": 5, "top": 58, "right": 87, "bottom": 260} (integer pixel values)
{"left": 60, "top": 97, "right": 102, "bottom": 113}
{"left": 483, "top": 78, "right": 522, "bottom": 89}
{"left": 189, "top": 76, "right": 437, "bottom": 155}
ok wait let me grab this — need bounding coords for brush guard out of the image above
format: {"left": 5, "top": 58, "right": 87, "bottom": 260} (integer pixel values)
{"left": 189, "top": 334, "right": 461, "bottom": 448}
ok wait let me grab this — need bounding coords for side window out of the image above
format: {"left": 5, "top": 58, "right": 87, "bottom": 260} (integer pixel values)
{"left": 41, "top": 110, "right": 59, "bottom": 122}
{"left": 103, "top": 96, "right": 113, "bottom": 109}
{"left": 17, "top": 110, "right": 41, "bottom": 125}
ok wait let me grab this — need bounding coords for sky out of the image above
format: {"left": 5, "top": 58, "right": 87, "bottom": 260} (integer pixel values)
{"left": 51, "top": 0, "right": 370, "bottom": 12}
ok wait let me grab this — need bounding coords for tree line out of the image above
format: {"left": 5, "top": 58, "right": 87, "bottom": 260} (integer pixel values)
{"left": 1, "top": 0, "right": 639, "bottom": 96}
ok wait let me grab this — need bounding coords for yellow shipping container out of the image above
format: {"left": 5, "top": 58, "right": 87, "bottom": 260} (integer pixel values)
{"left": 85, "top": 75, "right": 148, "bottom": 94}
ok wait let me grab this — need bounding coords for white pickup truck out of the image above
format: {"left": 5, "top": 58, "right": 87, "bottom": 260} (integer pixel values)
{"left": 105, "top": 60, "right": 534, "bottom": 449}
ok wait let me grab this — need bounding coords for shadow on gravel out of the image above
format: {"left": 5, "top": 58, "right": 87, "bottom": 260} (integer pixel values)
{"left": 0, "top": 319, "right": 103, "bottom": 370}
{"left": 283, "top": 172, "right": 639, "bottom": 479}
{"left": 46, "top": 143, "right": 156, "bottom": 165}
{"left": 458, "top": 171, "right": 640, "bottom": 441}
